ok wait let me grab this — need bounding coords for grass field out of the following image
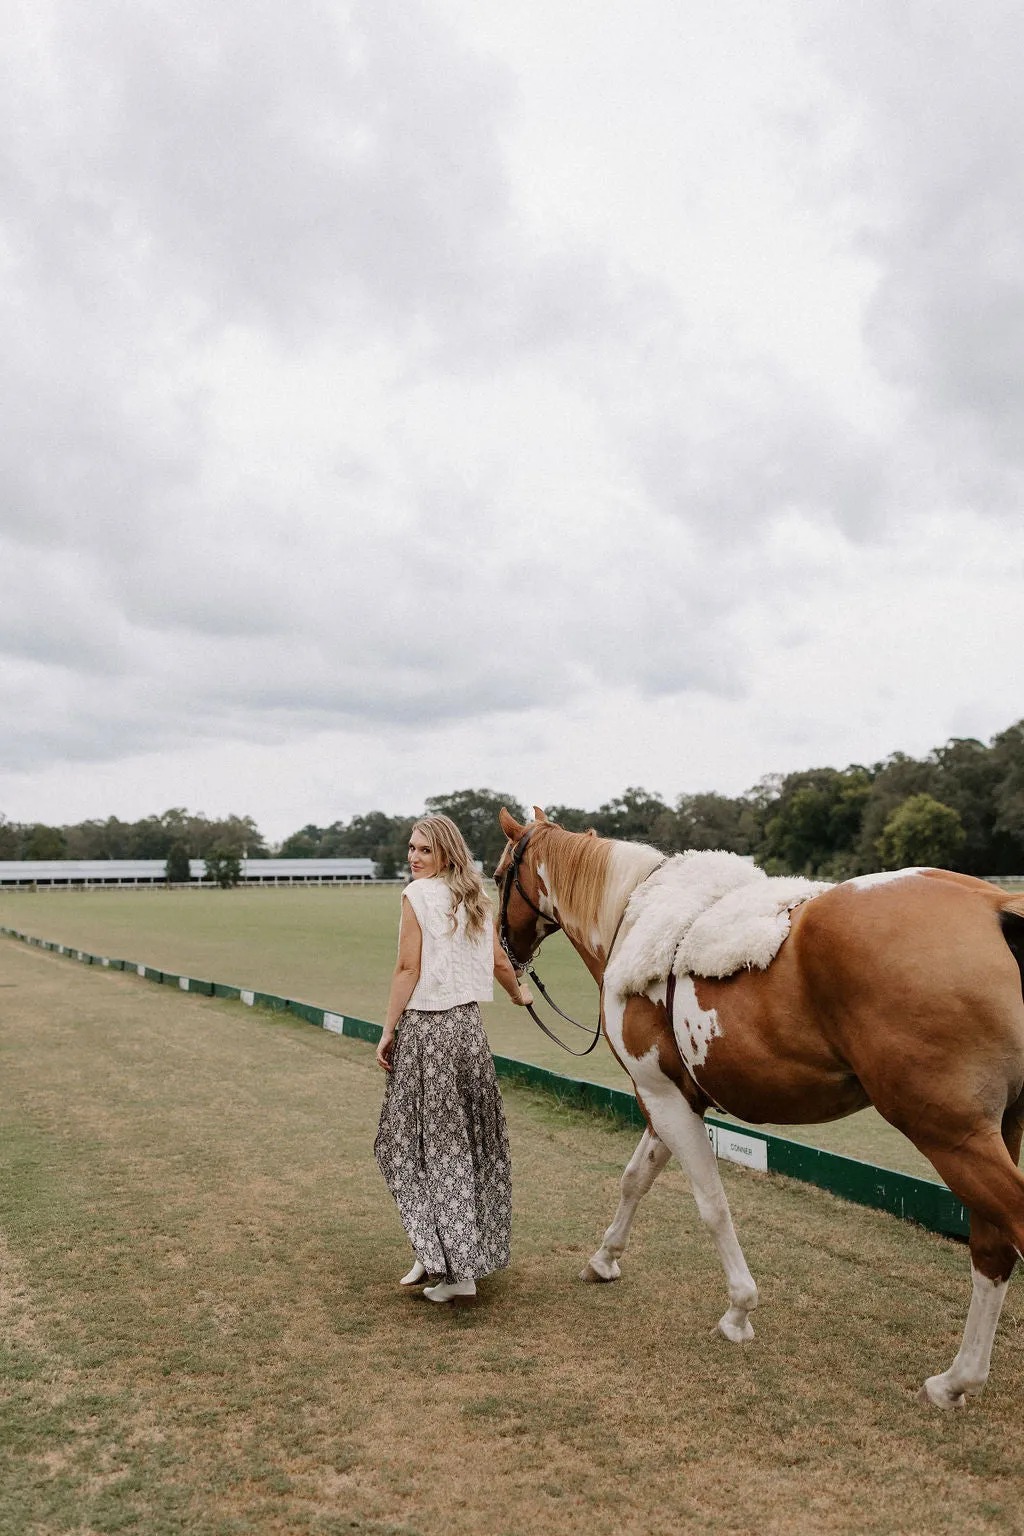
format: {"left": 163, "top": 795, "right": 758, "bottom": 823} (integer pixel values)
{"left": 0, "top": 887, "right": 944, "bottom": 1181}
{"left": 3, "top": 937, "right": 1024, "bottom": 1535}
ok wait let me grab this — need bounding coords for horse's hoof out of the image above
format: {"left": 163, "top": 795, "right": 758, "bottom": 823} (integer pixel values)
{"left": 718, "top": 1313, "right": 755, "bottom": 1344}
{"left": 580, "top": 1259, "right": 620, "bottom": 1283}
{"left": 917, "top": 1377, "right": 966, "bottom": 1410}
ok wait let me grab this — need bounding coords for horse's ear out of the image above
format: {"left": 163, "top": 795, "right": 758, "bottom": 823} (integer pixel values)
{"left": 532, "top": 805, "right": 549, "bottom": 822}
{"left": 586, "top": 828, "right": 597, "bottom": 839}
{"left": 499, "top": 808, "right": 525, "bottom": 840}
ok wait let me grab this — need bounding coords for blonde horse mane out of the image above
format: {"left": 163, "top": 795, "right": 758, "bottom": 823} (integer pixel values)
{"left": 532, "top": 823, "right": 662, "bottom": 950}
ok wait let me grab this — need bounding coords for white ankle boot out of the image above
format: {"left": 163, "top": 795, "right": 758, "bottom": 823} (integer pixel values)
{"left": 423, "top": 1278, "right": 476, "bottom": 1304}
{"left": 399, "top": 1260, "right": 427, "bottom": 1286}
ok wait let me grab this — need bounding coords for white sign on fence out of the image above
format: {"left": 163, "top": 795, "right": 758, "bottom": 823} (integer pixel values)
{"left": 137, "top": 964, "right": 146, "bottom": 977}
{"left": 178, "top": 976, "right": 189, "bottom": 991}
{"left": 323, "top": 1012, "right": 345, "bottom": 1034}
{"left": 241, "top": 989, "right": 255, "bottom": 1007}
{"left": 707, "top": 1122, "right": 769, "bottom": 1173}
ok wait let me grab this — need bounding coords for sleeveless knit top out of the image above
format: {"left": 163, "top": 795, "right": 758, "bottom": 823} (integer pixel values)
{"left": 403, "top": 877, "right": 494, "bottom": 1010}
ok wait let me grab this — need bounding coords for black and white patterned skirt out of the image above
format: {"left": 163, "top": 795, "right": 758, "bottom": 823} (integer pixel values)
{"left": 374, "top": 1002, "right": 512, "bottom": 1283}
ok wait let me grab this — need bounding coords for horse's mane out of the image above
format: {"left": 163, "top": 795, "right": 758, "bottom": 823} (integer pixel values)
{"left": 534, "top": 824, "right": 662, "bottom": 950}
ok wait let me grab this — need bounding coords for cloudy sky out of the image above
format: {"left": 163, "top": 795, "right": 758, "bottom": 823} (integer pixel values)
{"left": 2, "top": 0, "right": 1023, "bottom": 842}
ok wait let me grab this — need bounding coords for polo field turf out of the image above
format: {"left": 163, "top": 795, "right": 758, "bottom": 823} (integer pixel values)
{"left": 3, "top": 939, "right": 1024, "bottom": 1535}
{"left": 0, "top": 886, "right": 940, "bottom": 1179}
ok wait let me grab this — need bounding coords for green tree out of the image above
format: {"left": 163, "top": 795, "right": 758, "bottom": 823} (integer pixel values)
{"left": 129, "top": 810, "right": 267, "bottom": 860}
{"left": 130, "top": 808, "right": 190, "bottom": 858}
{"left": 63, "top": 816, "right": 133, "bottom": 859}
{"left": 991, "top": 719, "right": 1024, "bottom": 873}
{"left": 205, "top": 815, "right": 265, "bottom": 858}
{"left": 854, "top": 753, "right": 941, "bottom": 872}
{"left": 423, "top": 789, "right": 527, "bottom": 867}
{"left": 545, "top": 805, "right": 594, "bottom": 833}
{"left": 277, "top": 812, "right": 416, "bottom": 876}
{"left": 165, "top": 842, "right": 192, "bottom": 883}
{"left": 23, "top": 823, "right": 67, "bottom": 859}
{"left": 322, "top": 812, "right": 412, "bottom": 858}
{"left": 203, "top": 848, "right": 242, "bottom": 888}
{"left": 876, "top": 794, "right": 966, "bottom": 870}
{"left": 928, "top": 736, "right": 1005, "bottom": 875}
{"left": 588, "top": 788, "right": 671, "bottom": 846}
{"left": 673, "top": 792, "right": 758, "bottom": 854}
{"left": 279, "top": 827, "right": 322, "bottom": 857}
{"left": 374, "top": 846, "right": 399, "bottom": 880}
{"left": 0, "top": 816, "right": 20, "bottom": 859}
{"left": 760, "top": 768, "right": 872, "bottom": 876}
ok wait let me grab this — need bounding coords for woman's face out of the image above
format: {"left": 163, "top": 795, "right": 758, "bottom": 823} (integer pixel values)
{"left": 408, "top": 831, "right": 439, "bottom": 879}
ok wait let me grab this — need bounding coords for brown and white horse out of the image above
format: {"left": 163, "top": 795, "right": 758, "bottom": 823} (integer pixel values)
{"left": 495, "top": 808, "right": 1024, "bottom": 1409}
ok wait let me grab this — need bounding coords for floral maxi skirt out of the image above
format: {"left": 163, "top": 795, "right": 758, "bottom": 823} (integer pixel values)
{"left": 374, "top": 1002, "right": 512, "bottom": 1283}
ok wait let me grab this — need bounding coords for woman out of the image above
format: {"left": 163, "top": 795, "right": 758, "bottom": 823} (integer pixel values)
{"left": 374, "top": 814, "right": 531, "bottom": 1303}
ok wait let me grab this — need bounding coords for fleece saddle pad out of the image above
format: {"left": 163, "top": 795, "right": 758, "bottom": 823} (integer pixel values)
{"left": 604, "top": 850, "right": 830, "bottom": 1003}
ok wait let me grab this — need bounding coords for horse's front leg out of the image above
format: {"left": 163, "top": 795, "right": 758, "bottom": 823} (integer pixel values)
{"left": 582, "top": 1128, "right": 671, "bottom": 1283}
{"left": 608, "top": 992, "right": 759, "bottom": 1342}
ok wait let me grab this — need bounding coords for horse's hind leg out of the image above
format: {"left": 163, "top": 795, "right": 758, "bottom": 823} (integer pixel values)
{"left": 582, "top": 1128, "right": 671, "bottom": 1283}
{"left": 918, "top": 1120, "right": 1023, "bottom": 1410}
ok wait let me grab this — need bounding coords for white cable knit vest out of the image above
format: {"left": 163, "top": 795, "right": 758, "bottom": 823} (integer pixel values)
{"left": 403, "top": 877, "right": 494, "bottom": 1010}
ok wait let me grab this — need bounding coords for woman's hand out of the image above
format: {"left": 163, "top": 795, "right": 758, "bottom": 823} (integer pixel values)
{"left": 493, "top": 925, "right": 534, "bottom": 1007}
{"left": 376, "top": 1029, "right": 396, "bottom": 1071}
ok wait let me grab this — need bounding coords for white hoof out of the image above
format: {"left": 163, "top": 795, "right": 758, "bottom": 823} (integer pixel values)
{"left": 918, "top": 1376, "right": 967, "bottom": 1410}
{"left": 718, "top": 1310, "right": 755, "bottom": 1343}
{"left": 580, "top": 1257, "right": 621, "bottom": 1283}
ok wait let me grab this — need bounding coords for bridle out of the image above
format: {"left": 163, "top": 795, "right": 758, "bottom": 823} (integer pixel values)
{"left": 497, "top": 825, "right": 665, "bottom": 1057}
{"left": 497, "top": 826, "right": 600, "bottom": 1055}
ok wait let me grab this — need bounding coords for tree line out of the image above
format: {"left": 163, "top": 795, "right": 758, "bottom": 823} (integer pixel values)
{"left": 3, "top": 719, "right": 1023, "bottom": 880}
{"left": 280, "top": 719, "right": 1024, "bottom": 879}
{"left": 0, "top": 808, "right": 267, "bottom": 885}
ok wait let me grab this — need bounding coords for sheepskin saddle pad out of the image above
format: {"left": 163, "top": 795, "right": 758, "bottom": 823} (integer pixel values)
{"left": 604, "top": 850, "right": 831, "bottom": 1003}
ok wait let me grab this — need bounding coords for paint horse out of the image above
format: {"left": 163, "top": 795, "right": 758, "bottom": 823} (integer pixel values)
{"left": 495, "top": 808, "right": 1024, "bottom": 1408}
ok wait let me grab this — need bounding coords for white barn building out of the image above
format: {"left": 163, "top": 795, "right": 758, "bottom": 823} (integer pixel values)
{"left": 0, "top": 858, "right": 377, "bottom": 888}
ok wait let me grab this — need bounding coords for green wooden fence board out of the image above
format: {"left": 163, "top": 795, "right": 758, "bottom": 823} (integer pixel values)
{"left": 340, "top": 1016, "right": 382, "bottom": 1045}
{"left": 287, "top": 1000, "right": 325, "bottom": 1027}
{"left": 252, "top": 991, "right": 288, "bottom": 1012}
{"left": 759, "top": 1132, "right": 970, "bottom": 1237}
{"left": 180, "top": 977, "right": 215, "bottom": 997}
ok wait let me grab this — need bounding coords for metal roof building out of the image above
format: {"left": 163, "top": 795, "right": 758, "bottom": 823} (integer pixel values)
{"left": 0, "top": 858, "right": 377, "bottom": 887}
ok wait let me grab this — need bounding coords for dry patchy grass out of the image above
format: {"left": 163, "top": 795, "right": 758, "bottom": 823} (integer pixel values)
{"left": 2, "top": 937, "right": 1024, "bottom": 1535}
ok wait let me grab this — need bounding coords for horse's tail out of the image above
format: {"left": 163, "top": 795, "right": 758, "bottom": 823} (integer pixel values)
{"left": 1000, "top": 897, "right": 1024, "bottom": 997}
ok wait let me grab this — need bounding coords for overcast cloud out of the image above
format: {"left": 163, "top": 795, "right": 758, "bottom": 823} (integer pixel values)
{"left": 1, "top": 0, "right": 1022, "bottom": 838}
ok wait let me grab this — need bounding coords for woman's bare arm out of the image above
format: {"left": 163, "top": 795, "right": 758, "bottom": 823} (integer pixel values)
{"left": 376, "top": 898, "right": 422, "bottom": 1070}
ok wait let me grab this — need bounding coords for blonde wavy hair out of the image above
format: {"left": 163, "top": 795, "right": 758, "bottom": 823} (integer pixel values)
{"left": 411, "top": 815, "right": 491, "bottom": 939}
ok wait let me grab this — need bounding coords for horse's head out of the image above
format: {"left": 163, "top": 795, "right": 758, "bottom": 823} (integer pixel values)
{"left": 494, "top": 806, "right": 560, "bottom": 972}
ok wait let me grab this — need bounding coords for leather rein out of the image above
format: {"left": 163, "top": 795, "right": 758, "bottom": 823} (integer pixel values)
{"left": 497, "top": 826, "right": 665, "bottom": 1057}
